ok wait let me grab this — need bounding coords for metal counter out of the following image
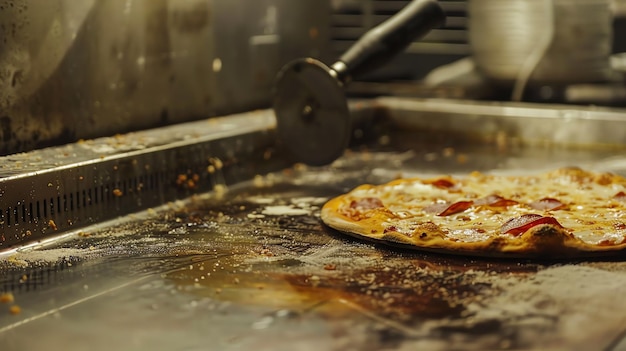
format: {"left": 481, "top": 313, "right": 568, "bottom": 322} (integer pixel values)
{"left": 1, "top": 98, "right": 626, "bottom": 350}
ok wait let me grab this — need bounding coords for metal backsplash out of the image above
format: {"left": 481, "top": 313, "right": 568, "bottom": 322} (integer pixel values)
{"left": 330, "top": 0, "right": 626, "bottom": 81}
{"left": 0, "top": 0, "right": 330, "bottom": 155}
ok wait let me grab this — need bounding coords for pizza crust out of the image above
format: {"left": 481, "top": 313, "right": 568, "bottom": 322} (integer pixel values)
{"left": 321, "top": 168, "right": 626, "bottom": 259}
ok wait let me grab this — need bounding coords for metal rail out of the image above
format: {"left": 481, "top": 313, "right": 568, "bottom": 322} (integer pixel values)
{"left": 0, "top": 110, "right": 288, "bottom": 250}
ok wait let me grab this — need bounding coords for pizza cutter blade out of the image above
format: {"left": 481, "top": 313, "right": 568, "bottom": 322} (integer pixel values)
{"left": 273, "top": 0, "right": 445, "bottom": 166}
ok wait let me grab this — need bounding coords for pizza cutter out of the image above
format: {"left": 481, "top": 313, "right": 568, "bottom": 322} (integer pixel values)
{"left": 273, "top": 0, "right": 445, "bottom": 166}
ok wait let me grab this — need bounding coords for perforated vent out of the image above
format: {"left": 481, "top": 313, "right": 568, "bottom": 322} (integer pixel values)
{"left": 0, "top": 111, "right": 287, "bottom": 250}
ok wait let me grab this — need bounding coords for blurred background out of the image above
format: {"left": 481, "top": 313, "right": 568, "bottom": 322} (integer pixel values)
{"left": 0, "top": 0, "right": 624, "bottom": 155}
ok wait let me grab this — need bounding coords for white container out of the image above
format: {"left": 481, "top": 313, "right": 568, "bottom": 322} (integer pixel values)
{"left": 469, "top": 0, "right": 614, "bottom": 84}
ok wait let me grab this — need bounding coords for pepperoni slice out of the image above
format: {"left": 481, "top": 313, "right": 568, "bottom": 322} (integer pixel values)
{"left": 383, "top": 225, "right": 397, "bottom": 233}
{"left": 424, "top": 178, "right": 456, "bottom": 189}
{"left": 424, "top": 200, "right": 473, "bottom": 216}
{"left": 528, "top": 197, "right": 565, "bottom": 211}
{"left": 349, "top": 197, "right": 384, "bottom": 210}
{"left": 500, "top": 214, "right": 565, "bottom": 236}
{"left": 614, "top": 191, "right": 626, "bottom": 202}
{"left": 475, "top": 194, "right": 518, "bottom": 207}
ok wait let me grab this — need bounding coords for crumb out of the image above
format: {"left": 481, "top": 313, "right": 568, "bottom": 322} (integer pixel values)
{"left": 112, "top": 189, "right": 123, "bottom": 197}
{"left": 293, "top": 163, "right": 307, "bottom": 172}
{"left": 48, "top": 219, "right": 58, "bottom": 230}
{"left": 378, "top": 135, "right": 391, "bottom": 146}
{"left": 253, "top": 175, "right": 264, "bottom": 187}
{"left": 0, "top": 292, "right": 14, "bottom": 303}
{"left": 259, "top": 248, "right": 273, "bottom": 257}
{"left": 213, "top": 184, "right": 227, "bottom": 196}
{"left": 176, "top": 174, "right": 188, "bottom": 185}
{"left": 456, "top": 154, "right": 468, "bottom": 164}
{"left": 324, "top": 264, "right": 337, "bottom": 271}
{"left": 424, "top": 152, "right": 438, "bottom": 162}
{"left": 209, "top": 158, "right": 223, "bottom": 170}
{"left": 496, "top": 131, "right": 508, "bottom": 152}
{"left": 9, "top": 305, "right": 21, "bottom": 315}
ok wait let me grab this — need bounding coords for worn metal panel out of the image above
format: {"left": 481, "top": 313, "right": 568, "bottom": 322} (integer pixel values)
{"left": 0, "top": 0, "right": 330, "bottom": 155}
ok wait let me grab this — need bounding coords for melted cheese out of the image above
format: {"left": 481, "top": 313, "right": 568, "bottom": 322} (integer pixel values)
{"left": 341, "top": 169, "right": 626, "bottom": 245}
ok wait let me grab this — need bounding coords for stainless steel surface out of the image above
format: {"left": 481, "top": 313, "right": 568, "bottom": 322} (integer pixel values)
{"left": 0, "top": 0, "right": 331, "bottom": 155}
{"left": 2, "top": 1, "right": 626, "bottom": 347}
{"left": 1, "top": 145, "right": 626, "bottom": 350}
{"left": 0, "top": 110, "right": 289, "bottom": 250}
{"left": 374, "top": 96, "right": 626, "bottom": 147}
{"left": 1, "top": 98, "right": 626, "bottom": 349}
{"left": 4, "top": 97, "right": 626, "bottom": 250}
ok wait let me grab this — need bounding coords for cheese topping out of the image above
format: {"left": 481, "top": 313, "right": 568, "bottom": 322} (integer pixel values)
{"left": 334, "top": 169, "right": 626, "bottom": 246}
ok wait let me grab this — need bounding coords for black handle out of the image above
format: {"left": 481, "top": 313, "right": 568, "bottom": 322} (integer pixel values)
{"left": 331, "top": 0, "right": 446, "bottom": 82}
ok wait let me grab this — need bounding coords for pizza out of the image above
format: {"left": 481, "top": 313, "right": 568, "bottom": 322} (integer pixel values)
{"left": 320, "top": 168, "right": 626, "bottom": 258}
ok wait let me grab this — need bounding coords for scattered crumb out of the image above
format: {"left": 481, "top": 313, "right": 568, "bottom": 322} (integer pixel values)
{"left": 324, "top": 264, "right": 337, "bottom": 271}
{"left": 213, "top": 184, "right": 227, "bottom": 196}
{"left": 9, "top": 305, "right": 21, "bottom": 315}
{"left": 48, "top": 219, "right": 58, "bottom": 230}
{"left": 246, "top": 213, "right": 265, "bottom": 219}
{"left": 496, "top": 131, "right": 508, "bottom": 152}
{"left": 293, "top": 163, "right": 307, "bottom": 172}
{"left": 424, "top": 152, "right": 438, "bottom": 162}
{"left": 259, "top": 248, "right": 274, "bottom": 257}
{"left": 253, "top": 175, "right": 264, "bottom": 187}
{"left": 261, "top": 205, "right": 309, "bottom": 216}
{"left": 378, "top": 135, "right": 391, "bottom": 146}
{"left": 176, "top": 174, "right": 188, "bottom": 185}
{"left": 112, "top": 189, "right": 123, "bottom": 197}
{"left": 456, "top": 154, "right": 468, "bottom": 164}
{"left": 209, "top": 158, "right": 223, "bottom": 170}
{"left": 0, "top": 292, "right": 14, "bottom": 304}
